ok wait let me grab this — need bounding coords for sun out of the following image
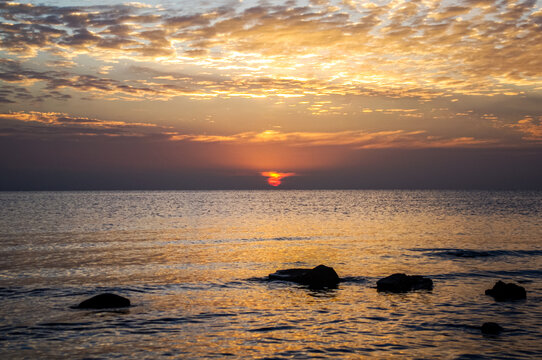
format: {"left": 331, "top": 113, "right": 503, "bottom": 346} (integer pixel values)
{"left": 261, "top": 171, "right": 295, "bottom": 187}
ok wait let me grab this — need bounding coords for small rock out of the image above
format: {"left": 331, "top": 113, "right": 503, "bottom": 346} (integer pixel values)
{"left": 481, "top": 322, "right": 503, "bottom": 335}
{"left": 376, "top": 273, "right": 433, "bottom": 293}
{"left": 75, "top": 293, "right": 131, "bottom": 309}
{"left": 268, "top": 264, "right": 340, "bottom": 289}
{"left": 485, "top": 281, "right": 526, "bottom": 301}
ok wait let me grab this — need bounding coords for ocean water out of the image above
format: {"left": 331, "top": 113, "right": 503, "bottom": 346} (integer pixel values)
{"left": 0, "top": 190, "right": 541, "bottom": 359}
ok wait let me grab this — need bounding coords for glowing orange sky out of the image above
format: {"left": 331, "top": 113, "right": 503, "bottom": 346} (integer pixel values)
{"left": 0, "top": 0, "right": 541, "bottom": 189}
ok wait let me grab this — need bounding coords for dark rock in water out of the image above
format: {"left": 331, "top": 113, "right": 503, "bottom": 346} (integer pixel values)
{"left": 485, "top": 281, "right": 526, "bottom": 301}
{"left": 481, "top": 322, "right": 503, "bottom": 335}
{"left": 268, "top": 265, "right": 340, "bottom": 289}
{"left": 376, "top": 273, "right": 433, "bottom": 293}
{"left": 75, "top": 293, "right": 131, "bottom": 309}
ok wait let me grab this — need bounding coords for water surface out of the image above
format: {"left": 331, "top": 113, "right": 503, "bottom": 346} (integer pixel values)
{"left": 1, "top": 190, "right": 541, "bottom": 358}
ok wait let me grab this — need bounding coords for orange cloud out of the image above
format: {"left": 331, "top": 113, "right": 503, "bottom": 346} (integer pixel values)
{"left": 0, "top": 111, "right": 529, "bottom": 150}
{"left": 1, "top": 0, "right": 540, "bottom": 100}
{"left": 176, "top": 129, "right": 495, "bottom": 149}
{"left": 507, "top": 116, "right": 542, "bottom": 142}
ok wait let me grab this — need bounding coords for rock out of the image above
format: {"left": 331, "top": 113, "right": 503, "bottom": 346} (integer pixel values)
{"left": 481, "top": 322, "right": 503, "bottom": 335}
{"left": 376, "top": 273, "right": 433, "bottom": 293}
{"left": 268, "top": 265, "right": 340, "bottom": 289}
{"left": 75, "top": 293, "right": 131, "bottom": 309}
{"left": 485, "top": 281, "right": 526, "bottom": 301}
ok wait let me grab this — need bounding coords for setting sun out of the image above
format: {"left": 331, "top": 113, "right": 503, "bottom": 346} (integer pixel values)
{"left": 261, "top": 171, "right": 295, "bottom": 187}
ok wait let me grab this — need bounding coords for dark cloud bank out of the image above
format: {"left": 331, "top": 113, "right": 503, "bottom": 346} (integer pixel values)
{"left": 1, "top": 136, "right": 541, "bottom": 190}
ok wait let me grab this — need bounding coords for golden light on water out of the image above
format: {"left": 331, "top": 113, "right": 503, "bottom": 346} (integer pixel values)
{"left": 261, "top": 171, "right": 295, "bottom": 187}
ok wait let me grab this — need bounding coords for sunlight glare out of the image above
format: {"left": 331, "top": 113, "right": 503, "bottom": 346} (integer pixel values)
{"left": 261, "top": 171, "right": 295, "bottom": 187}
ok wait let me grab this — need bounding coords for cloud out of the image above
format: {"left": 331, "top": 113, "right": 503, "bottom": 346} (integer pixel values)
{"left": 0, "top": 59, "right": 172, "bottom": 101}
{"left": 0, "top": 58, "right": 443, "bottom": 102}
{"left": 1, "top": 111, "right": 498, "bottom": 149}
{"left": 507, "top": 116, "right": 542, "bottom": 141}
{"left": 174, "top": 129, "right": 495, "bottom": 149}
{"left": 1, "top": 0, "right": 540, "bottom": 100}
{"left": 0, "top": 111, "right": 166, "bottom": 138}
{"left": 430, "top": 6, "right": 471, "bottom": 20}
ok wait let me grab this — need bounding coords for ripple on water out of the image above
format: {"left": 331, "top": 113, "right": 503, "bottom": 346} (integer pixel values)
{"left": 1, "top": 190, "right": 541, "bottom": 358}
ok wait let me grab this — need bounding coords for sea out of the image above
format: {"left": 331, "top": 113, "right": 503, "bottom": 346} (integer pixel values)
{"left": 0, "top": 190, "right": 541, "bottom": 359}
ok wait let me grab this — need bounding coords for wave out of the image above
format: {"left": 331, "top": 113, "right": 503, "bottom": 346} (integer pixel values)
{"left": 410, "top": 248, "right": 542, "bottom": 259}
{"left": 430, "top": 269, "right": 542, "bottom": 280}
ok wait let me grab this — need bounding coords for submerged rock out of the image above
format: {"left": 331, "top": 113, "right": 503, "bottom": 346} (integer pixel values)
{"left": 376, "top": 273, "right": 433, "bottom": 293}
{"left": 268, "top": 265, "right": 340, "bottom": 289}
{"left": 75, "top": 293, "right": 131, "bottom": 309}
{"left": 481, "top": 322, "right": 504, "bottom": 335}
{"left": 485, "top": 281, "right": 526, "bottom": 301}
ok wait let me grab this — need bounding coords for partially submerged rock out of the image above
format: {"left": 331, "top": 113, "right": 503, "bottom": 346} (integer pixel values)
{"left": 376, "top": 273, "right": 433, "bottom": 293}
{"left": 268, "top": 264, "right": 340, "bottom": 289}
{"left": 75, "top": 293, "right": 131, "bottom": 309}
{"left": 481, "top": 322, "right": 504, "bottom": 335}
{"left": 485, "top": 281, "right": 526, "bottom": 301}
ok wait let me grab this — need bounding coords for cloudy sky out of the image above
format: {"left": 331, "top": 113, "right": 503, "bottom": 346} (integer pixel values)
{"left": 1, "top": 0, "right": 541, "bottom": 189}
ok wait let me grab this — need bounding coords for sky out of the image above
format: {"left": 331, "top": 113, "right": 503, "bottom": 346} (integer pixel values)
{"left": 1, "top": 0, "right": 541, "bottom": 189}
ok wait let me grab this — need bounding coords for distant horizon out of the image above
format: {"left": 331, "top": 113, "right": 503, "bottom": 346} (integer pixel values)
{"left": 3, "top": 184, "right": 542, "bottom": 192}
{"left": 3, "top": 189, "right": 542, "bottom": 192}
